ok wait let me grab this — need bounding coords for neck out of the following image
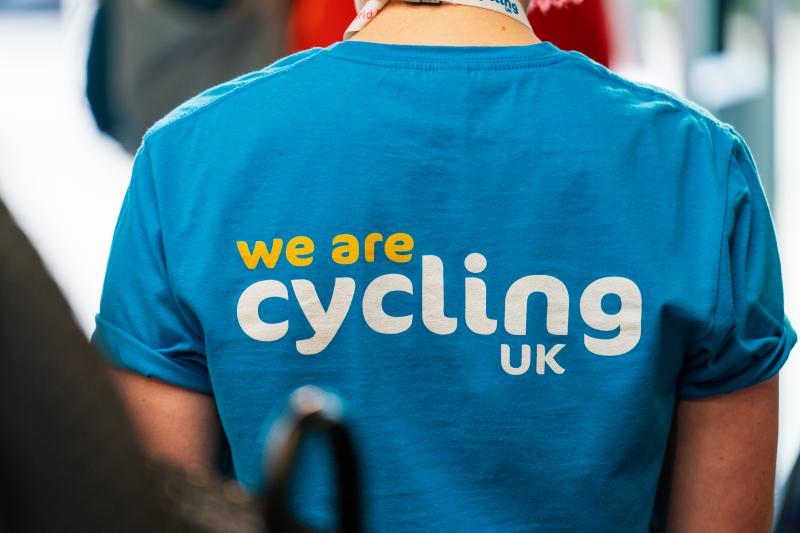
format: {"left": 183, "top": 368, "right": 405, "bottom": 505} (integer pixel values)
{"left": 350, "top": 0, "right": 539, "bottom": 47}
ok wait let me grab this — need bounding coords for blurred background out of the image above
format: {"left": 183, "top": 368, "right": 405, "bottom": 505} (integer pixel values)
{"left": 0, "top": 0, "right": 798, "bottom": 509}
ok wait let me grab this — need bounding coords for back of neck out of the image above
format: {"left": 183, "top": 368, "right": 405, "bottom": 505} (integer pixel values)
{"left": 350, "top": 1, "right": 539, "bottom": 47}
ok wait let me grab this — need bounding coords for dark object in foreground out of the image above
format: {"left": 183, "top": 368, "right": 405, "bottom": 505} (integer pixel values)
{"left": 265, "top": 386, "right": 361, "bottom": 533}
{"left": 777, "top": 456, "right": 800, "bottom": 533}
{"left": 0, "top": 199, "right": 360, "bottom": 533}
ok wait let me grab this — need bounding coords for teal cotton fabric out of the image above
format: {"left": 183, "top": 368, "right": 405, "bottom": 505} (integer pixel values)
{"left": 93, "top": 41, "right": 795, "bottom": 532}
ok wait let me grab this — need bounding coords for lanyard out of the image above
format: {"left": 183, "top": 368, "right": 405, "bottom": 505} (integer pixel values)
{"left": 345, "top": 0, "right": 533, "bottom": 40}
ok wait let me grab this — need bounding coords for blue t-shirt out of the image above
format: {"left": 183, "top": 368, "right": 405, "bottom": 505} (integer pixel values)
{"left": 93, "top": 41, "right": 796, "bottom": 532}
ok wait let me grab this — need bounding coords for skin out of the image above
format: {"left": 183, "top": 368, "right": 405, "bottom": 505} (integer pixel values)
{"left": 113, "top": 2, "right": 781, "bottom": 531}
{"left": 111, "top": 370, "right": 220, "bottom": 474}
{"left": 351, "top": 1, "right": 539, "bottom": 46}
{"left": 664, "top": 376, "right": 779, "bottom": 532}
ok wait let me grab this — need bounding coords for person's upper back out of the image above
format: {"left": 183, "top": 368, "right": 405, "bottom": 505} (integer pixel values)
{"left": 93, "top": 41, "right": 795, "bottom": 531}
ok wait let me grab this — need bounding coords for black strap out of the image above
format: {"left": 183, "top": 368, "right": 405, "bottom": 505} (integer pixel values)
{"left": 264, "top": 387, "right": 362, "bottom": 533}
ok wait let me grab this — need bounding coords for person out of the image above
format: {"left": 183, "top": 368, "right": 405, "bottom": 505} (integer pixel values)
{"left": 92, "top": 0, "right": 796, "bottom": 531}
{"left": 0, "top": 199, "right": 208, "bottom": 533}
{"left": 87, "top": 0, "right": 289, "bottom": 153}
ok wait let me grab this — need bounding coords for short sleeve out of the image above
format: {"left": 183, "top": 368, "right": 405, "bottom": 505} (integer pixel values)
{"left": 679, "top": 133, "right": 796, "bottom": 399}
{"left": 91, "top": 143, "right": 212, "bottom": 394}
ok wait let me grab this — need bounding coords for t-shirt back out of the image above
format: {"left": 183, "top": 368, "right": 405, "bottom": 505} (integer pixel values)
{"left": 93, "top": 41, "right": 796, "bottom": 532}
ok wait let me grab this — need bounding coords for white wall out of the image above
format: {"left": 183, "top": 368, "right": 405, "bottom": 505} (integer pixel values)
{"left": 0, "top": 10, "right": 131, "bottom": 334}
{"left": 774, "top": 12, "right": 800, "bottom": 489}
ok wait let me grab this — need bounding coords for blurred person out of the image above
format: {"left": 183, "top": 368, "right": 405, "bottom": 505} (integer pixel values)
{"left": 87, "top": 0, "right": 289, "bottom": 153}
{"left": 93, "top": 0, "right": 795, "bottom": 531}
{"left": 289, "top": 0, "right": 612, "bottom": 66}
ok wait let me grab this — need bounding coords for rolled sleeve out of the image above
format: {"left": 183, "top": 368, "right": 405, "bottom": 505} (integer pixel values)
{"left": 679, "top": 133, "right": 796, "bottom": 398}
{"left": 92, "top": 316, "right": 212, "bottom": 394}
{"left": 92, "top": 141, "right": 212, "bottom": 394}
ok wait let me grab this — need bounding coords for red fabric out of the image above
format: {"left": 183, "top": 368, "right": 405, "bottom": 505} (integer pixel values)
{"left": 528, "top": 0, "right": 611, "bottom": 66}
{"left": 288, "top": 0, "right": 612, "bottom": 67}
{"left": 288, "top": 0, "right": 355, "bottom": 53}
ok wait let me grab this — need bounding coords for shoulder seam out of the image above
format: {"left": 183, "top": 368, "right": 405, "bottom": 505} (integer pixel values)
{"left": 695, "top": 139, "right": 737, "bottom": 352}
{"left": 568, "top": 57, "right": 738, "bottom": 139}
{"left": 138, "top": 144, "right": 206, "bottom": 344}
{"left": 143, "top": 48, "right": 327, "bottom": 143}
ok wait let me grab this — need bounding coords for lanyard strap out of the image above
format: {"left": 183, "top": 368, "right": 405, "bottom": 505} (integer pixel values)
{"left": 345, "top": 0, "right": 533, "bottom": 40}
